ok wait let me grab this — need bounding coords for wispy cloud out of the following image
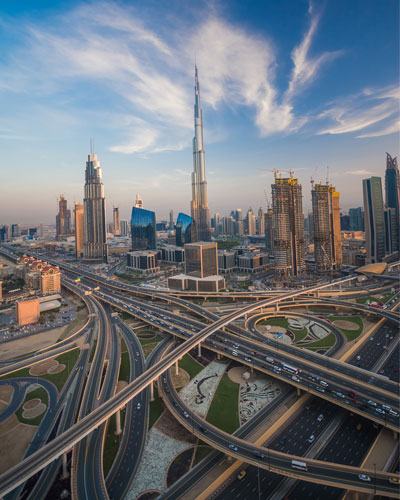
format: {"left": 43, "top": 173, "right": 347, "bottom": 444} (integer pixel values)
{"left": 316, "top": 85, "right": 399, "bottom": 138}
{"left": 345, "top": 169, "right": 375, "bottom": 175}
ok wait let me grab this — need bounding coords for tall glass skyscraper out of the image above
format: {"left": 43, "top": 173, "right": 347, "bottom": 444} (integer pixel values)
{"left": 363, "top": 177, "right": 386, "bottom": 263}
{"left": 131, "top": 207, "right": 156, "bottom": 250}
{"left": 191, "top": 66, "right": 211, "bottom": 241}
{"left": 83, "top": 152, "right": 108, "bottom": 263}
{"left": 175, "top": 212, "right": 196, "bottom": 247}
{"left": 385, "top": 153, "right": 400, "bottom": 220}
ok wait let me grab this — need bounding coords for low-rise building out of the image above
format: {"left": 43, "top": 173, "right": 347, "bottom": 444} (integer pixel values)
{"left": 167, "top": 274, "right": 225, "bottom": 292}
{"left": 158, "top": 245, "right": 185, "bottom": 264}
{"left": 17, "top": 255, "right": 61, "bottom": 295}
{"left": 16, "top": 297, "right": 40, "bottom": 326}
{"left": 126, "top": 250, "right": 159, "bottom": 273}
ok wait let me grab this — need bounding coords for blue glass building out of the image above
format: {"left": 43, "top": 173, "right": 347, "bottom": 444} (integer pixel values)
{"left": 175, "top": 212, "right": 197, "bottom": 247}
{"left": 131, "top": 207, "right": 156, "bottom": 250}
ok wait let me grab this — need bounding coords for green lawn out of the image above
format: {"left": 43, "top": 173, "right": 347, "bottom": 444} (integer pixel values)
{"left": 293, "top": 328, "right": 308, "bottom": 343}
{"left": 119, "top": 352, "right": 130, "bottom": 383}
{"left": 178, "top": 354, "right": 203, "bottom": 380}
{"left": 103, "top": 409, "right": 126, "bottom": 476}
{"left": 329, "top": 315, "right": 364, "bottom": 341}
{"left": 139, "top": 334, "right": 163, "bottom": 346}
{"left": 258, "top": 317, "right": 289, "bottom": 328}
{"left": 304, "top": 333, "right": 336, "bottom": 351}
{"left": 16, "top": 386, "right": 49, "bottom": 426}
{"left": 0, "top": 348, "right": 80, "bottom": 391}
{"left": 206, "top": 373, "right": 239, "bottom": 434}
{"left": 193, "top": 442, "right": 213, "bottom": 465}
{"left": 149, "top": 387, "right": 164, "bottom": 429}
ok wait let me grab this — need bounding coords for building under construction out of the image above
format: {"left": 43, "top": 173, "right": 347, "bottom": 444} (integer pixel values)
{"left": 271, "top": 171, "right": 305, "bottom": 277}
{"left": 312, "top": 183, "right": 342, "bottom": 271}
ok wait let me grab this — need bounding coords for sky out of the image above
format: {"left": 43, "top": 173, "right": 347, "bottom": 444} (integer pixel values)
{"left": 0, "top": 0, "right": 399, "bottom": 225}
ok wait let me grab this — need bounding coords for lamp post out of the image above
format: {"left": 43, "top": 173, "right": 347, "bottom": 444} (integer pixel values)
{"left": 374, "top": 463, "right": 377, "bottom": 494}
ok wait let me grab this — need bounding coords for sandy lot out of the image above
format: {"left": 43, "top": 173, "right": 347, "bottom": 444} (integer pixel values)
{"left": 170, "top": 368, "right": 190, "bottom": 389}
{"left": 0, "top": 326, "right": 67, "bottom": 362}
{"left": 0, "top": 414, "right": 37, "bottom": 474}
{"left": 0, "top": 385, "right": 13, "bottom": 404}
{"left": 30, "top": 359, "right": 58, "bottom": 376}
{"left": 22, "top": 403, "right": 46, "bottom": 419}
{"left": 23, "top": 398, "right": 41, "bottom": 410}
{"left": 333, "top": 320, "right": 359, "bottom": 330}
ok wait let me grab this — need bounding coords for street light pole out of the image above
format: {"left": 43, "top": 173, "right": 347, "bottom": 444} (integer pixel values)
{"left": 374, "top": 463, "right": 377, "bottom": 494}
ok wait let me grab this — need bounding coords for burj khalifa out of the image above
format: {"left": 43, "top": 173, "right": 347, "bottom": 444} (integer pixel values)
{"left": 191, "top": 65, "right": 211, "bottom": 241}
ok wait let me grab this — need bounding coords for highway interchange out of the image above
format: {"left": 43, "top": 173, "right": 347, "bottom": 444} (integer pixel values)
{"left": 0, "top": 245, "right": 399, "bottom": 499}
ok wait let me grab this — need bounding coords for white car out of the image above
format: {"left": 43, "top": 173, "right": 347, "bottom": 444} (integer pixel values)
{"left": 358, "top": 474, "right": 371, "bottom": 482}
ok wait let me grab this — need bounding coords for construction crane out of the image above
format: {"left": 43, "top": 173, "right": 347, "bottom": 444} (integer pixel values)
{"left": 257, "top": 168, "right": 295, "bottom": 180}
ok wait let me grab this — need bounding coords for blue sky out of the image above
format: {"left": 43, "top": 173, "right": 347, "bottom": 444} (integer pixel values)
{"left": 0, "top": 0, "right": 398, "bottom": 224}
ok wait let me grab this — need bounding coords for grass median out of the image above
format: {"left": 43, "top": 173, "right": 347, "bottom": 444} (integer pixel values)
{"left": 178, "top": 354, "right": 203, "bottom": 380}
{"left": 206, "top": 373, "right": 239, "bottom": 434}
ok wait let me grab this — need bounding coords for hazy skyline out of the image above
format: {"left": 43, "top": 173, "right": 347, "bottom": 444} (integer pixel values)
{"left": 0, "top": 0, "right": 398, "bottom": 224}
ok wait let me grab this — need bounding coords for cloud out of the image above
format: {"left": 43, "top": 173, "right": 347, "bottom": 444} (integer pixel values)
{"left": 285, "top": 8, "right": 342, "bottom": 101}
{"left": 316, "top": 85, "right": 399, "bottom": 138}
{"left": 345, "top": 169, "right": 375, "bottom": 175}
{"left": 109, "top": 128, "right": 159, "bottom": 154}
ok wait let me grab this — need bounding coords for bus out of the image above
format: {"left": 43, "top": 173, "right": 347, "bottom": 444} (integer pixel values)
{"left": 291, "top": 460, "right": 307, "bottom": 471}
{"left": 282, "top": 363, "right": 300, "bottom": 375}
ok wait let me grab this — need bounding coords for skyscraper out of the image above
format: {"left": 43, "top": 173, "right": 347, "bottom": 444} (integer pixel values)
{"left": 271, "top": 172, "right": 305, "bottom": 276}
{"left": 349, "top": 207, "right": 364, "bottom": 231}
{"left": 169, "top": 210, "right": 174, "bottom": 230}
{"left": 175, "top": 212, "right": 196, "bottom": 247}
{"left": 56, "top": 195, "right": 71, "bottom": 240}
{"left": 258, "top": 207, "right": 265, "bottom": 235}
{"left": 385, "top": 153, "right": 400, "bottom": 221}
{"left": 264, "top": 208, "right": 274, "bottom": 253}
{"left": 74, "top": 202, "right": 84, "bottom": 259}
{"left": 83, "top": 152, "right": 108, "bottom": 263}
{"left": 131, "top": 207, "right": 156, "bottom": 251}
{"left": 246, "top": 208, "right": 256, "bottom": 236}
{"left": 312, "top": 183, "right": 342, "bottom": 271}
{"left": 191, "top": 66, "right": 211, "bottom": 241}
{"left": 185, "top": 242, "right": 218, "bottom": 278}
{"left": 363, "top": 177, "right": 386, "bottom": 263}
{"left": 113, "top": 207, "right": 120, "bottom": 236}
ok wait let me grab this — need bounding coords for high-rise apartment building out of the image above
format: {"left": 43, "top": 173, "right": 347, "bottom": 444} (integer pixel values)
{"left": 56, "top": 195, "right": 71, "bottom": 240}
{"left": 74, "top": 202, "right": 84, "bottom": 259}
{"left": 349, "top": 207, "right": 364, "bottom": 231}
{"left": 363, "top": 177, "right": 386, "bottom": 263}
{"left": 246, "top": 208, "right": 256, "bottom": 236}
{"left": 312, "top": 183, "right": 342, "bottom": 271}
{"left": 0, "top": 226, "right": 10, "bottom": 242}
{"left": 113, "top": 207, "right": 120, "bottom": 236}
{"left": 185, "top": 242, "right": 218, "bottom": 278}
{"left": 264, "top": 208, "right": 274, "bottom": 253}
{"left": 11, "top": 224, "right": 21, "bottom": 238}
{"left": 258, "top": 207, "right": 265, "bottom": 236}
{"left": 175, "top": 213, "right": 196, "bottom": 247}
{"left": 120, "top": 220, "right": 129, "bottom": 237}
{"left": 384, "top": 208, "right": 398, "bottom": 254}
{"left": 131, "top": 207, "right": 156, "bottom": 251}
{"left": 169, "top": 210, "right": 174, "bottom": 230}
{"left": 190, "top": 66, "right": 211, "bottom": 241}
{"left": 83, "top": 152, "right": 108, "bottom": 263}
{"left": 271, "top": 172, "right": 305, "bottom": 276}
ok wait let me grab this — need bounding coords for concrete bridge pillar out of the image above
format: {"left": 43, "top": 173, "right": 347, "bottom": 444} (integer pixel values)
{"left": 198, "top": 343, "right": 202, "bottom": 357}
{"left": 175, "top": 360, "right": 179, "bottom": 375}
{"left": 150, "top": 381, "right": 154, "bottom": 402}
{"left": 61, "top": 453, "right": 69, "bottom": 479}
{"left": 393, "top": 430, "right": 399, "bottom": 440}
{"left": 115, "top": 410, "right": 122, "bottom": 435}
{"left": 275, "top": 304, "right": 279, "bottom": 312}
{"left": 217, "top": 352, "right": 221, "bottom": 360}
{"left": 244, "top": 313, "right": 247, "bottom": 321}
{"left": 296, "top": 387, "right": 301, "bottom": 397}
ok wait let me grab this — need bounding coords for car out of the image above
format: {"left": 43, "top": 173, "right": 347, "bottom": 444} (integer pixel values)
{"left": 389, "top": 409, "right": 399, "bottom": 417}
{"left": 389, "top": 477, "right": 399, "bottom": 484}
{"left": 382, "top": 404, "right": 391, "bottom": 411}
{"left": 233, "top": 343, "right": 239, "bottom": 349}
{"left": 376, "top": 408, "right": 385, "bottom": 415}
{"left": 265, "top": 356, "right": 274, "bottom": 364}
{"left": 279, "top": 436, "right": 287, "bottom": 446}
{"left": 307, "top": 434, "right": 315, "bottom": 443}
{"left": 237, "top": 470, "right": 246, "bottom": 480}
{"left": 336, "top": 392, "right": 345, "bottom": 398}
{"left": 367, "top": 400, "right": 377, "bottom": 406}
{"left": 228, "top": 444, "right": 238, "bottom": 451}
{"left": 317, "top": 414, "right": 324, "bottom": 422}
{"left": 356, "top": 355, "right": 361, "bottom": 361}
{"left": 232, "top": 350, "right": 238, "bottom": 356}
{"left": 316, "top": 387, "right": 325, "bottom": 393}
{"left": 183, "top": 411, "right": 189, "bottom": 418}
{"left": 273, "top": 366, "right": 281, "bottom": 373}
{"left": 172, "top": 401, "right": 178, "bottom": 407}
{"left": 292, "top": 376, "right": 300, "bottom": 382}
{"left": 136, "top": 402, "right": 141, "bottom": 410}
{"left": 320, "top": 381, "right": 328, "bottom": 387}
{"left": 253, "top": 450, "right": 265, "bottom": 458}
{"left": 358, "top": 474, "right": 371, "bottom": 482}
{"left": 244, "top": 357, "right": 252, "bottom": 362}
{"left": 200, "top": 427, "right": 208, "bottom": 433}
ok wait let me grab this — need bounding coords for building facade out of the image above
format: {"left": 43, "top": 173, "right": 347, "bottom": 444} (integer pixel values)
{"left": 312, "top": 183, "right": 342, "bottom": 271}
{"left": 190, "top": 66, "right": 211, "bottom": 241}
{"left": 74, "top": 202, "right": 84, "bottom": 259}
{"left": 264, "top": 208, "right": 274, "bottom": 253}
{"left": 126, "top": 251, "right": 159, "bottom": 273}
{"left": 385, "top": 153, "right": 400, "bottom": 222}
{"left": 185, "top": 242, "right": 218, "bottom": 278}
{"left": 175, "top": 212, "right": 197, "bottom": 247}
{"left": 16, "top": 298, "right": 40, "bottom": 326}
{"left": 113, "top": 207, "right": 120, "bottom": 236}
{"left": 271, "top": 174, "right": 305, "bottom": 276}
{"left": 131, "top": 207, "right": 156, "bottom": 251}
{"left": 363, "top": 177, "right": 386, "bottom": 263}
{"left": 83, "top": 152, "right": 108, "bottom": 263}
{"left": 56, "top": 195, "right": 71, "bottom": 240}
{"left": 349, "top": 207, "right": 364, "bottom": 231}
